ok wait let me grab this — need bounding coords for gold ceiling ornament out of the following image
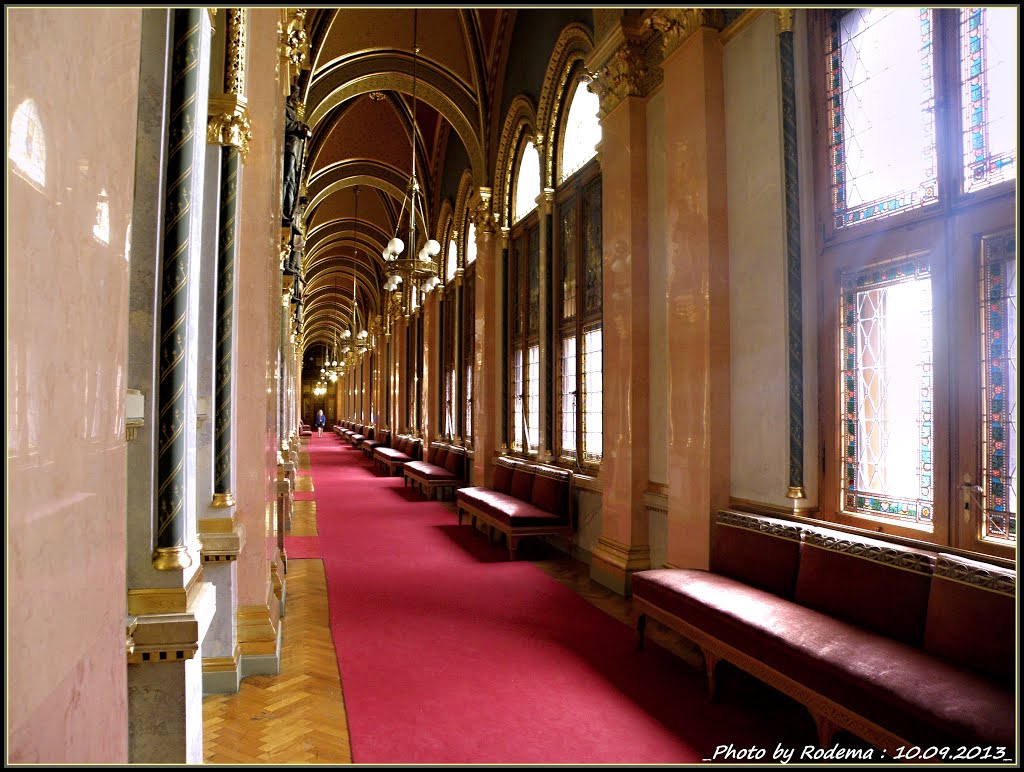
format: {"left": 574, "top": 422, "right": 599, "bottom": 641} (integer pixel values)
{"left": 368, "top": 90, "right": 387, "bottom": 101}
{"left": 381, "top": 9, "right": 443, "bottom": 316}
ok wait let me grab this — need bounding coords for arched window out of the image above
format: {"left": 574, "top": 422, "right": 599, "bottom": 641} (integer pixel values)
{"left": 512, "top": 140, "right": 540, "bottom": 225}
{"left": 447, "top": 238, "right": 458, "bottom": 282}
{"left": 9, "top": 98, "right": 46, "bottom": 188}
{"left": 559, "top": 80, "right": 601, "bottom": 183}
{"left": 465, "top": 222, "right": 477, "bottom": 265}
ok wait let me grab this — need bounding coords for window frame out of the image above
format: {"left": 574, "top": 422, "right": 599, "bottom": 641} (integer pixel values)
{"left": 809, "top": 8, "right": 1017, "bottom": 560}
{"left": 553, "top": 157, "right": 603, "bottom": 469}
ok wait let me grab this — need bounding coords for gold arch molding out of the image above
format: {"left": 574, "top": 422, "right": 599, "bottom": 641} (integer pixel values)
{"left": 307, "top": 73, "right": 487, "bottom": 187}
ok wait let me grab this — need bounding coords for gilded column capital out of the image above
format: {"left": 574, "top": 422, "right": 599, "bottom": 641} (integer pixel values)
{"left": 279, "top": 8, "right": 310, "bottom": 91}
{"left": 648, "top": 9, "right": 727, "bottom": 60}
{"left": 775, "top": 9, "right": 794, "bottom": 34}
{"left": 472, "top": 188, "right": 497, "bottom": 235}
{"left": 207, "top": 95, "right": 253, "bottom": 159}
{"left": 588, "top": 39, "right": 658, "bottom": 120}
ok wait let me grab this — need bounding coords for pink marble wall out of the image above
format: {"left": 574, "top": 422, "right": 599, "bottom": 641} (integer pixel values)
{"left": 663, "top": 29, "right": 731, "bottom": 569}
{"left": 599, "top": 97, "right": 651, "bottom": 551}
{"left": 6, "top": 8, "right": 141, "bottom": 763}
{"left": 233, "top": 8, "right": 283, "bottom": 612}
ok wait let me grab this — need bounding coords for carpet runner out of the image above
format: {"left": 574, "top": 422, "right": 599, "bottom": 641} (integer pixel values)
{"left": 302, "top": 433, "right": 814, "bottom": 764}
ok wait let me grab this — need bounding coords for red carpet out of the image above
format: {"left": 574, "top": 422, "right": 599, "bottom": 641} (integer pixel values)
{"left": 303, "top": 433, "right": 815, "bottom": 764}
{"left": 284, "top": 535, "right": 320, "bottom": 559}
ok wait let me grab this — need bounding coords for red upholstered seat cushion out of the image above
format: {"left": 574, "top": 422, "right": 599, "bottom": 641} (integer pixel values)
{"left": 633, "top": 569, "right": 1014, "bottom": 748}
{"left": 923, "top": 553, "right": 1016, "bottom": 689}
{"left": 404, "top": 461, "right": 456, "bottom": 482}
{"left": 375, "top": 448, "right": 411, "bottom": 462}
{"left": 492, "top": 463, "right": 514, "bottom": 494}
{"left": 794, "top": 527, "right": 936, "bottom": 646}
{"left": 711, "top": 512, "right": 802, "bottom": 598}
{"left": 510, "top": 468, "right": 535, "bottom": 502}
{"left": 457, "top": 488, "right": 567, "bottom": 527}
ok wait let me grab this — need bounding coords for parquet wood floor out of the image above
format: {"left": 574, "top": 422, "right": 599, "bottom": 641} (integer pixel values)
{"left": 202, "top": 441, "right": 707, "bottom": 764}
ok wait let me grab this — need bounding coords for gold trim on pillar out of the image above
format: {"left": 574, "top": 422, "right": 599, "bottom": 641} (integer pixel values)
{"left": 199, "top": 521, "right": 245, "bottom": 562}
{"left": 592, "top": 537, "right": 652, "bottom": 573}
{"left": 237, "top": 605, "right": 279, "bottom": 657}
{"left": 211, "top": 492, "right": 236, "bottom": 508}
{"left": 775, "top": 8, "right": 794, "bottom": 34}
{"left": 587, "top": 35, "right": 661, "bottom": 120}
{"left": 224, "top": 8, "right": 248, "bottom": 97}
{"left": 153, "top": 545, "right": 193, "bottom": 571}
{"left": 203, "top": 645, "right": 241, "bottom": 673}
{"left": 647, "top": 9, "right": 727, "bottom": 60}
{"left": 207, "top": 95, "right": 253, "bottom": 160}
{"left": 126, "top": 616, "right": 138, "bottom": 658}
{"left": 127, "top": 612, "right": 201, "bottom": 665}
{"left": 128, "top": 565, "right": 206, "bottom": 615}
{"left": 279, "top": 8, "right": 310, "bottom": 91}
{"left": 125, "top": 419, "right": 144, "bottom": 442}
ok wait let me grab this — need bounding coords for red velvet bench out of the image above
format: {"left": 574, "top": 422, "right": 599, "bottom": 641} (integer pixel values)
{"left": 403, "top": 441, "right": 467, "bottom": 500}
{"left": 360, "top": 428, "right": 390, "bottom": 459}
{"left": 632, "top": 510, "right": 1016, "bottom": 756}
{"left": 455, "top": 456, "right": 573, "bottom": 560}
{"left": 372, "top": 434, "right": 422, "bottom": 476}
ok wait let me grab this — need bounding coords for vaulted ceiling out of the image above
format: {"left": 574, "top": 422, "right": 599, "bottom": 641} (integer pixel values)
{"left": 296, "top": 9, "right": 510, "bottom": 374}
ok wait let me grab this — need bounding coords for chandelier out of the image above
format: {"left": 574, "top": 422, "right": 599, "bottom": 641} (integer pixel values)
{"left": 381, "top": 9, "right": 442, "bottom": 315}
{"left": 343, "top": 186, "right": 374, "bottom": 357}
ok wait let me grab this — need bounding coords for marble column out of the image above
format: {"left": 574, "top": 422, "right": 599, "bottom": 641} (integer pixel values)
{"left": 471, "top": 188, "right": 501, "bottom": 486}
{"left": 394, "top": 315, "right": 407, "bottom": 431}
{"left": 200, "top": 8, "right": 250, "bottom": 694}
{"left": 126, "top": 8, "right": 216, "bottom": 764}
{"left": 655, "top": 11, "right": 731, "bottom": 569}
{"left": 586, "top": 21, "right": 656, "bottom": 593}
{"left": 777, "top": 9, "right": 807, "bottom": 507}
{"left": 231, "top": 7, "right": 285, "bottom": 681}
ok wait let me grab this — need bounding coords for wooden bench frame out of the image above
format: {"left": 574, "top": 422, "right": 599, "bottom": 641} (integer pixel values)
{"left": 456, "top": 457, "right": 573, "bottom": 560}
{"left": 372, "top": 435, "right": 422, "bottom": 476}
{"left": 403, "top": 441, "right": 467, "bottom": 501}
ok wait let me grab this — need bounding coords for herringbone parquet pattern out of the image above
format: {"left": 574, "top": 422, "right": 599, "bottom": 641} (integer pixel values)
{"left": 202, "top": 438, "right": 706, "bottom": 764}
{"left": 202, "top": 559, "right": 352, "bottom": 764}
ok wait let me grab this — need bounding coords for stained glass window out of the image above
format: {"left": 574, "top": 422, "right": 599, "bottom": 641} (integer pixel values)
{"left": 582, "top": 328, "right": 603, "bottom": 463}
{"left": 827, "top": 9, "right": 938, "bottom": 228}
{"left": 560, "top": 201, "right": 577, "bottom": 320}
{"left": 463, "top": 266, "right": 474, "bottom": 442}
{"left": 513, "top": 140, "right": 540, "bottom": 225}
{"left": 511, "top": 347, "right": 523, "bottom": 452}
{"left": 9, "top": 99, "right": 46, "bottom": 189}
{"left": 841, "top": 255, "right": 933, "bottom": 524}
{"left": 979, "top": 232, "right": 1017, "bottom": 544}
{"left": 561, "top": 336, "right": 577, "bottom": 459}
{"left": 961, "top": 8, "right": 1017, "bottom": 193}
{"left": 527, "top": 344, "right": 540, "bottom": 454}
{"left": 560, "top": 80, "right": 601, "bottom": 183}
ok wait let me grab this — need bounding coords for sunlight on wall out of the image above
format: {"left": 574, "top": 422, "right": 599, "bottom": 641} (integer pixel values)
{"left": 9, "top": 99, "right": 46, "bottom": 189}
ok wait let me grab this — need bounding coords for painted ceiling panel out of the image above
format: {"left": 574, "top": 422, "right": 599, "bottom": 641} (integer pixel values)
{"left": 311, "top": 95, "right": 413, "bottom": 181}
{"left": 316, "top": 8, "right": 472, "bottom": 89}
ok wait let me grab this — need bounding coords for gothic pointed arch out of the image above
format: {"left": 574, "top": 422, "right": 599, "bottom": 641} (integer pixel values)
{"left": 494, "top": 95, "right": 539, "bottom": 230}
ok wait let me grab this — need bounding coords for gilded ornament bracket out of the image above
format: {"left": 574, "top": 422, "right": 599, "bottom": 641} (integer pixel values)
{"left": 647, "top": 9, "right": 727, "bottom": 60}
{"left": 207, "top": 94, "right": 253, "bottom": 159}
